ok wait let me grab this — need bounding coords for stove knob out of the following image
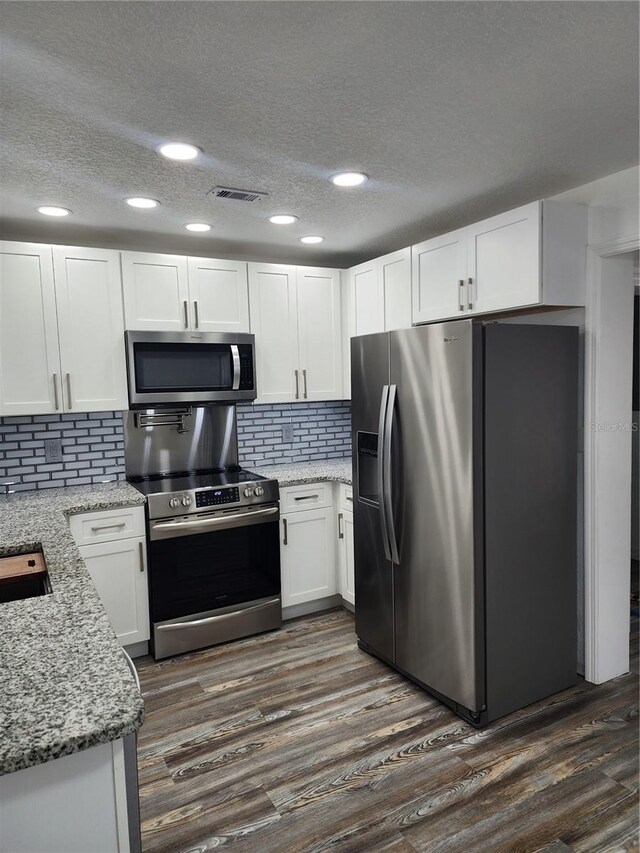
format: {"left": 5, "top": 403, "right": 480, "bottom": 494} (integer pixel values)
{"left": 254, "top": 486, "right": 264, "bottom": 497}
{"left": 243, "top": 487, "right": 254, "bottom": 498}
{"left": 181, "top": 496, "right": 192, "bottom": 507}
{"left": 169, "top": 497, "right": 179, "bottom": 509}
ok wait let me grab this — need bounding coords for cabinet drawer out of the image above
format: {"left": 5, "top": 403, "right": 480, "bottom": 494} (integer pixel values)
{"left": 280, "top": 482, "right": 332, "bottom": 513}
{"left": 338, "top": 483, "right": 353, "bottom": 512}
{"left": 69, "top": 506, "right": 145, "bottom": 545}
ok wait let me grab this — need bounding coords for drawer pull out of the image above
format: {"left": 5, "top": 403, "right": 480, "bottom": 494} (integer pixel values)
{"left": 338, "top": 512, "right": 344, "bottom": 539}
{"left": 294, "top": 494, "right": 319, "bottom": 501}
{"left": 345, "top": 494, "right": 353, "bottom": 502}
{"left": 283, "top": 517, "right": 288, "bottom": 546}
{"left": 90, "top": 522, "right": 127, "bottom": 532}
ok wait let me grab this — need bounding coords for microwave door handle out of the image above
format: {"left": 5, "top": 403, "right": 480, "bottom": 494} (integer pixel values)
{"left": 231, "top": 345, "right": 241, "bottom": 390}
{"left": 377, "top": 384, "right": 392, "bottom": 562}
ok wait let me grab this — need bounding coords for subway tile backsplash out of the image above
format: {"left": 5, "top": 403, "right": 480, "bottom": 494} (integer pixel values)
{"left": 237, "top": 401, "right": 352, "bottom": 466}
{"left": 0, "top": 412, "right": 126, "bottom": 493}
{"left": 0, "top": 401, "right": 352, "bottom": 493}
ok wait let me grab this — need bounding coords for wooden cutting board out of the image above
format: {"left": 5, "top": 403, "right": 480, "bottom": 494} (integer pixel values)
{"left": 0, "top": 552, "right": 47, "bottom": 583}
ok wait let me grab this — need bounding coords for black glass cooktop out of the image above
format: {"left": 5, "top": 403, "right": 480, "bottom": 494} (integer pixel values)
{"left": 128, "top": 468, "right": 269, "bottom": 496}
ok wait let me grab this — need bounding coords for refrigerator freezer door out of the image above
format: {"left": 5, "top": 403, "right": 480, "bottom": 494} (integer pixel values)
{"left": 389, "top": 321, "right": 484, "bottom": 713}
{"left": 351, "top": 333, "right": 395, "bottom": 662}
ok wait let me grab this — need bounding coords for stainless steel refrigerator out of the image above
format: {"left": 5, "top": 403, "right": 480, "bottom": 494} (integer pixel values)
{"left": 351, "top": 319, "right": 578, "bottom": 726}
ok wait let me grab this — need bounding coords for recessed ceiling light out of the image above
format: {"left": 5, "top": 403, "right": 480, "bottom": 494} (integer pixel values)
{"left": 158, "top": 142, "right": 201, "bottom": 161}
{"left": 299, "top": 235, "right": 324, "bottom": 244}
{"left": 37, "top": 206, "right": 71, "bottom": 217}
{"left": 185, "top": 223, "right": 211, "bottom": 232}
{"left": 269, "top": 214, "right": 298, "bottom": 225}
{"left": 330, "top": 172, "right": 368, "bottom": 187}
{"left": 126, "top": 197, "right": 159, "bottom": 209}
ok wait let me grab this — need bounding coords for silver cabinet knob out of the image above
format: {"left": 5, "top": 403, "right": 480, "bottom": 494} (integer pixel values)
{"left": 169, "top": 497, "right": 180, "bottom": 509}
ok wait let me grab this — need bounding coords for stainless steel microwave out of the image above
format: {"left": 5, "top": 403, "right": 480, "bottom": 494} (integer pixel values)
{"left": 125, "top": 331, "right": 257, "bottom": 408}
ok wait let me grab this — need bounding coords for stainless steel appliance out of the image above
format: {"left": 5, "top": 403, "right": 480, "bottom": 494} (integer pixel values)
{"left": 125, "top": 330, "right": 256, "bottom": 408}
{"left": 351, "top": 319, "right": 579, "bottom": 726}
{"left": 125, "top": 405, "right": 281, "bottom": 659}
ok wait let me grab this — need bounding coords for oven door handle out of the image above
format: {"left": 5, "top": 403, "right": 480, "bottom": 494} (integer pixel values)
{"left": 156, "top": 597, "right": 282, "bottom": 632}
{"left": 150, "top": 505, "right": 279, "bottom": 539}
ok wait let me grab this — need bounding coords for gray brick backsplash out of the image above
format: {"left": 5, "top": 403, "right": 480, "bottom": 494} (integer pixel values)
{"left": 0, "top": 402, "right": 351, "bottom": 493}
{"left": 0, "top": 411, "right": 126, "bottom": 493}
{"left": 237, "top": 401, "right": 351, "bottom": 467}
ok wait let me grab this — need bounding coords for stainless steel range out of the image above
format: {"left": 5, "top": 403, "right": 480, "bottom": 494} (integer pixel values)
{"left": 125, "top": 406, "right": 281, "bottom": 660}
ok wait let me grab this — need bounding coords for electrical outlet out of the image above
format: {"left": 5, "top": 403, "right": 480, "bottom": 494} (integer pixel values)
{"left": 282, "top": 424, "right": 294, "bottom": 443}
{"left": 44, "top": 438, "right": 63, "bottom": 464}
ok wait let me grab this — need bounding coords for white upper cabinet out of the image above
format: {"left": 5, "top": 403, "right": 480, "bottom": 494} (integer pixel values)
{"left": 412, "top": 201, "right": 587, "bottom": 324}
{"left": 0, "top": 242, "right": 60, "bottom": 415}
{"left": 121, "top": 252, "right": 190, "bottom": 331}
{"left": 53, "top": 247, "right": 128, "bottom": 412}
{"left": 381, "top": 247, "right": 412, "bottom": 331}
{"left": 248, "top": 263, "right": 343, "bottom": 403}
{"left": 351, "top": 260, "right": 383, "bottom": 336}
{"left": 296, "top": 267, "right": 342, "bottom": 401}
{"left": 412, "top": 230, "right": 467, "bottom": 324}
{"left": 248, "top": 263, "right": 299, "bottom": 403}
{"left": 122, "top": 251, "right": 250, "bottom": 333}
{"left": 0, "top": 243, "right": 127, "bottom": 416}
{"left": 187, "top": 257, "right": 250, "bottom": 333}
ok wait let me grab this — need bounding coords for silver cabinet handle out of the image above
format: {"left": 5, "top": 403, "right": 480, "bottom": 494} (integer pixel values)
{"left": 294, "top": 494, "right": 319, "bottom": 502}
{"left": 183, "top": 300, "right": 189, "bottom": 328}
{"left": 66, "top": 373, "right": 72, "bottom": 409}
{"left": 157, "top": 598, "right": 281, "bottom": 632}
{"left": 458, "top": 279, "right": 465, "bottom": 312}
{"left": 377, "top": 385, "right": 392, "bottom": 562}
{"left": 303, "top": 369, "right": 308, "bottom": 399}
{"left": 338, "top": 512, "right": 344, "bottom": 539}
{"left": 282, "top": 517, "right": 288, "bottom": 545}
{"left": 52, "top": 373, "right": 60, "bottom": 410}
{"left": 231, "top": 345, "right": 241, "bottom": 390}
{"left": 90, "top": 522, "right": 126, "bottom": 532}
{"left": 194, "top": 300, "right": 199, "bottom": 329}
{"left": 346, "top": 494, "right": 353, "bottom": 503}
{"left": 294, "top": 369, "right": 299, "bottom": 400}
{"left": 138, "top": 540, "right": 145, "bottom": 572}
{"left": 468, "top": 277, "right": 473, "bottom": 310}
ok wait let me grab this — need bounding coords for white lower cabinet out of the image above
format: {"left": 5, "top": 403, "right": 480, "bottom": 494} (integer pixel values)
{"left": 71, "top": 507, "right": 150, "bottom": 648}
{"left": 338, "top": 509, "right": 355, "bottom": 606}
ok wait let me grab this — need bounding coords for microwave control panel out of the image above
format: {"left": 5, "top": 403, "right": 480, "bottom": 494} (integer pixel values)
{"left": 239, "top": 345, "right": 254, "bottom": 391}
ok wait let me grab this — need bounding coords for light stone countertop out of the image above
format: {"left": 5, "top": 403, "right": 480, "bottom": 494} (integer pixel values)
{"left": 0, "top": 481, "right": 146, "bottom": 776}
{"left": 251, "top": 458, "right": 352, "bottom": 487}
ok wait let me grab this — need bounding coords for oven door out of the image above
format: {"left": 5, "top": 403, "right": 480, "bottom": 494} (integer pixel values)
{"left": 125, "top": 330, "right": 256, "bottom": 407}
{"left": 147, "top": 504, "right": 281, "bottom": 659}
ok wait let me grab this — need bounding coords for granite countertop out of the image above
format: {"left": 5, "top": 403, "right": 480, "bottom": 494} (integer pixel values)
{"left": 0, "top": 482, "right": 146, "bottom": 776}
{"left": 252, "top": 458, "right": 352, "bottom": 487}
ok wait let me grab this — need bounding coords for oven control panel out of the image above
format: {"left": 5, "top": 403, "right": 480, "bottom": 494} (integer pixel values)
{"left": 195, "top": 487, "right": 240, "bottom": 509}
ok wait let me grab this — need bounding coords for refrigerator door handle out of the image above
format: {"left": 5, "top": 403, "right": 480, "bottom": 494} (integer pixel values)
{"left": 384, "top": 384, "right": 400, "bottom": 564}
{"left": 377, "top": 384, "right": 392, "bottom": 562}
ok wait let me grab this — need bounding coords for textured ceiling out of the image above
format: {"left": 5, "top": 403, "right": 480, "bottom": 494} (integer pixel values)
{"left": 0, "top": 1, "right": 638, "bottom": 267}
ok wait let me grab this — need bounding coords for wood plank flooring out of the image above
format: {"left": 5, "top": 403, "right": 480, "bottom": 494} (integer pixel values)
{"left": 135, "top": 609, "right": 639, "bottom": 853}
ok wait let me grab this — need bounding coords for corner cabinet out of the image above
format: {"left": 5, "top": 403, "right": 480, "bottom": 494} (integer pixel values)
{"left": 412, "top": 201, "right": 588, "bottom": 324}
{"left": 248, "top": 264, "right": 342, "bottom": 403}
{"left": 121, "top": 251, "right": 250, "bottom": 333}
{"left": 0, "top": 242, "right": 127, "bottom": 416}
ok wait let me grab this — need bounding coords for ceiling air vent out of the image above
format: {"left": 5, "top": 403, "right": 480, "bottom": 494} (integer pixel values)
{"left": 208, "top": 186, "right": 268, "bottom": 203}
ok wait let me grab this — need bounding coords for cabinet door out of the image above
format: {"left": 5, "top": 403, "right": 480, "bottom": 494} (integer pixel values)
{"left": 467, "top": 201, "right": 541, "bottom": 314}
{"left": 350, "top": 260, "right": 383, "bottom": 336}
{"left": 0, "top": 242, "right": 61, "bottom": 416}
{"left": 80, "top": 537, "right": 150, "bottom": 646}
{"left": 412, "top": 229, "right": 467, "bottom": 324}
{"left": 296, "top": 267, "right": 343, "bottom": 401}
{"left": 187, "top": 257, "right": 250, "bottom": 333}
{"left": 248, "top": 263, "right": 299, "bottom": 403}
{"left": 338, "top": 509, "right": 355, "bottom": 606}
{"left": 53, "top": 247, "right": 128, "bottom": 412}
{"left": 381, "top": 247, "right": 412, "bottom": 331}
{"left": 121, "top": 251, "right": 190, "bottom": 331}
{"left": 280, "top": 508, "right": 336, "bottom": 607}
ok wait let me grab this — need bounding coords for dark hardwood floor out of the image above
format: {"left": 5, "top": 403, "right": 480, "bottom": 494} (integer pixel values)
{"left": 135, "top": 609, "right": 639, "bottom": 853}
